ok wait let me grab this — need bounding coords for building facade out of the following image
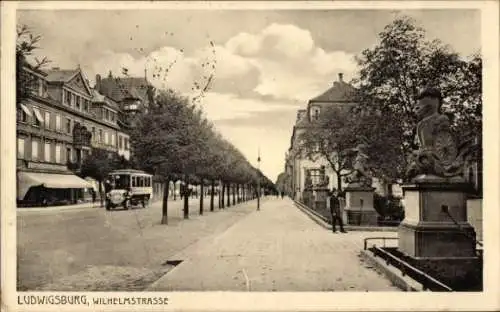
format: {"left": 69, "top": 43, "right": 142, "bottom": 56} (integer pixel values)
{"left": 285, "top": 73, "right": 386, "bottom": 201}
{"left": 17, "top": 66, "right": 131, "bottom": 206}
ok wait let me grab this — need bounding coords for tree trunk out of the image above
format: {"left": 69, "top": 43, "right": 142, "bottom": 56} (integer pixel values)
{"left": 199, "top": 181, "right": 204, "bottom": 215}
{"left": 337, "top": 172, "right": 343, "bottom": 192}
{"left": 161, "top": 180, "right": 170, "bottom": 224}
{"left": 183, "top": 177, "right": 189, "bottom": 219}
{"left": 98, "top": 180, "right": 104, "bottom": 207}
{"left": 173, "top": 182, "right": 176, "bottom": 200}
{"left": 232, "top": 184, "right": 236, "bottom": 205}
{"left": 237, "top": 184, "right": 240, "bottom": 203}
{"left": 210, "top": 180, "right": 215, "bottom": 212}
{"left": 226, "top": 183, "right": 231, "bottom": 207}
{"left": 221, "top": 182, "right": 225, "bottom": 209}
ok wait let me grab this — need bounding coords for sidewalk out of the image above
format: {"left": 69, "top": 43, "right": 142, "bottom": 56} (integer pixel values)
{"left": 148, "top": 198, "right": 400, "bottom": 291}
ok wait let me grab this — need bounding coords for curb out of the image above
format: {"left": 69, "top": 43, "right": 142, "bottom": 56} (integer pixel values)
{"left": 359, "top": 249, "right": 425, "bottom": 292}
{"left": 293, "top": 200, "right": 398, "bottom": 232}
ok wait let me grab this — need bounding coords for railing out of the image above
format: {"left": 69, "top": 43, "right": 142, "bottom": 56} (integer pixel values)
{"left": 363, "top": 237, "right": 399, "bottom": 250}
{"left": 370, "top": 246, "right": 453, "bottom": 292}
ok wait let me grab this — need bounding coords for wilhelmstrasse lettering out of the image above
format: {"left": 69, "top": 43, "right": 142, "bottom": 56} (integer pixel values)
{"left": 92, "top": 297, "right": 169, "bottom": 305}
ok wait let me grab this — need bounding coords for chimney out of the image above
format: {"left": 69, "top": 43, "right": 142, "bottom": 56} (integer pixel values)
{"left": 96, "top": 74, "right": 102, "bottom": 91}
{"left": 338, "top": 73, "right": 344, "bottom": 82}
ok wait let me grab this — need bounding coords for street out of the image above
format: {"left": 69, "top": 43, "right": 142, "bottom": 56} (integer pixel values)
{"left": 18, "top": 196, "right": 399, "bottom": 291}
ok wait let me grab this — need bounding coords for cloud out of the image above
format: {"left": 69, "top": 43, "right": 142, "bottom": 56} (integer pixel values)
{"left": 200, "top": 92, "right": 299, "bottom": 121}
{"left": 89, "top": 22, "right": 358, "bottom": 103}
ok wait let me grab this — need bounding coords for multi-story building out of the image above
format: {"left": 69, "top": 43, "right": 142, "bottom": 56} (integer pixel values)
{"left": 285, "top": 73, "right": 387, "bottom": 201}
{"left": 94, "top": 71, "right": 154, "bottom": 125}
{"left": 16, "top": 65, "right": 131, "bottom": 206}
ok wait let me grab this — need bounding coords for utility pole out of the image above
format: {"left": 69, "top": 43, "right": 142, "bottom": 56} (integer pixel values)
{"left": 257, "top": 147, "right": 261, "bottom": 211}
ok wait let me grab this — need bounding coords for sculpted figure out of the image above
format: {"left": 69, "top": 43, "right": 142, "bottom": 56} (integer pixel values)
{"left": 346, "top": 143, "right": 373, "bottom": 187}
{"left": 405, "top": 87, "right": 471, "bottom": 181}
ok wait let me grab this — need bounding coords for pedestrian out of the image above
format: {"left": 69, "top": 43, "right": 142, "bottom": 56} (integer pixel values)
{"left": 281, "top": 191, "right": 284, "bottom": 199}
{"left": 329, "top": 188, "right": 346, "bottom": 233}
{"left": 91, "top": 188, "right": 96, "bottom": 203}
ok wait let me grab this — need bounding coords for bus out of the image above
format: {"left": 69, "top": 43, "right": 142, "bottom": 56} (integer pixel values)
{"left": 106, "top": 169, "right": 153, "bottom": 210}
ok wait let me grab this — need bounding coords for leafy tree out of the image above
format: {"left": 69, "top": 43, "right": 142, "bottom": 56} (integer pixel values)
{"left": 79, "top": 149, "right": 126, "bottom": 207}
{"left": 353, "top": 16, "right": 482, "bottom": 183}
{"left": 130, "top": 90, "right": 195, "bottom": 224}
{"left": 16, "top": 24, "right": 50, "bottom": 105}
{"left": 298, "top": 106, "right": 359, "bottom": 191}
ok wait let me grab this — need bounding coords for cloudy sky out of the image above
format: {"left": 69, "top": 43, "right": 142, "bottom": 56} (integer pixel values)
{"left": 17, "top": 8, "right": 480, "bottom": 182}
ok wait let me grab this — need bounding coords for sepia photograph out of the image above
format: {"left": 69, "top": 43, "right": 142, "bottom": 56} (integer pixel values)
{"left": 2, "top": 1, "right": 499, "bottom": 311}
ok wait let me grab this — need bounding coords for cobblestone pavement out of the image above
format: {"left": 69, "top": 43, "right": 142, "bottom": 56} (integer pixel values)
{"left": 149, "top": 198, "right": 400, "bottom": 291}
{"left": 17, "top": 195, "right": 261, "bottom": 290}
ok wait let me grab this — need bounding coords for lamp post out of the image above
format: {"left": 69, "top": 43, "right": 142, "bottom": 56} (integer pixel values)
{"left": 257, "top": 147, "right": 261, "bottom": 211}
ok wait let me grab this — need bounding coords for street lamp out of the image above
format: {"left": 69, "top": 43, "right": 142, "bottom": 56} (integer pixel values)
{"left": 257, "top": 147, "right": 261, "bottom": 211}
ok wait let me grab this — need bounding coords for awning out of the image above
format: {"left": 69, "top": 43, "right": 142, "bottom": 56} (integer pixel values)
{"left": 32, "top": 107, "right": 44, "bottom": 123}
{"left": 18, "top": 172, "right": 93, "bottom": 200}
{"left": 20, "top": 104, "right": 33, "bottom": 116}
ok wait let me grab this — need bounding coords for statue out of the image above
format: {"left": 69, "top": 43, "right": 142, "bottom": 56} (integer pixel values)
{"left": 345, "top": 143, "right": 373, "bottom": 187}
{"left": 405, "top": 87, "right": 474, "bottom": 181}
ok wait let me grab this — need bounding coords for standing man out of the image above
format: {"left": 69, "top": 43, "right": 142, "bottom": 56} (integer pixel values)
{"left": 329, "top": 188, "right": 347, "bottom": 233}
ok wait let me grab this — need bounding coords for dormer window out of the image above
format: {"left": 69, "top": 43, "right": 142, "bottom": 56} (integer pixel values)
{"left": 311, "top": 106, "right": 321, "bottom": 121}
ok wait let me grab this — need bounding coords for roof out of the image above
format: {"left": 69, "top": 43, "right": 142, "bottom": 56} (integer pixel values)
{"left": 91, "top": 89, "right": 106, "bottom": 102}
{"left": 109, "top": 169, "right": 152, "bottom": 176}
{"left": 98, "top": 75, "right": 151, "bottom": 103}
{"left": 309, "top": 80, "right": 357, "bottom": 103}
{"left": 91, "top": 88, "right": 120, "bottom": 111}
{"left": 45, "top": 69, "right": 79, "bottom": 83}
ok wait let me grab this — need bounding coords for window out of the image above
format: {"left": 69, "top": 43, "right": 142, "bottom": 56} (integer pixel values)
{"left": 124, "top": 138, "right": 129, "bottom": 150}
{"left": 44, "top": 111, "right": 51, "bottom": 129}
{"left": 105, "top": 109, "right": 109, "bottom": 120}
{"left": 91, "top": 127, "right": 96, "bottom": 143}
{"left": 104, "top": 131, "right": 109, "bottom": 145}
{"left": 111, "top": 112, "right": 115, "bottom": 122}
{"left": 98, "top": 129, "right": 103, "bottom": 143}
{"left": 118, "top": 136, "right": 123, "bottom": 149}
{"left": 44, "top": 142, "right": 51, "bottom": 162}
{"left": 18, "top": 105, "right": 30, "bottom": 123}
{"left": 65, "top": 118, "right": 72, "bottom": 134}
{"left": 55, "top": 144, "right": 61, "bottom": 163}
{"left": 84, "top": 100, "right": 89, "bottom": 112}
{"left": 66, "top": 91, "right": 71, "bottom": 105}
{"left": 40, "top": 80, "right": 48, "bottom": 97}
{"left": 76, "top": 96, "right": 81, "bottom": 110}
{"left": 306, "top": 168, "right": 325, "bottom": 186}
{"left": 111, "top": 133, "right": 115, "bottom": 146}
{"left": 55, "top": 115, "right": 61, "bottom": 131}
{"left": 17, "top": 138, "right": 25, "bottom": 159}
{"left": 31, "top": 140, "right": 39, "bottom": 160}
{"left": 132, "top": 176, "right": 137, "bottom": 187}
{"left": 32, "top": 107, "right": 43, "bottom": 127}
{"left": 66, "top": 147, "right": 72, "bottom": 163}
{"left": 311, "top": 107, "right": 321, "bottom": 121}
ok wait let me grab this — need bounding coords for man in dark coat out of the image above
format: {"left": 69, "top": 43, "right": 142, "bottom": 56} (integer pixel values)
{"left": 329, "top": 188, "right": 346, "bottom": 233}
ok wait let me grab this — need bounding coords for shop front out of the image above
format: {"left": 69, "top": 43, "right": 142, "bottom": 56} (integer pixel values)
{"left": 17, "top": 161, "right": 93, "bottom": 207}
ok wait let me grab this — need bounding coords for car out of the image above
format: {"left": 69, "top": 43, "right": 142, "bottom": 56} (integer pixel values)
{"left": 105, "top": 169, "right": 153, "bottom": 210}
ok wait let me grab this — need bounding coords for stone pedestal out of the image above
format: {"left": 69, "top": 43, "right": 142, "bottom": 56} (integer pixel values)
{"left": 344, "top": 183, "right": 378, "bottom": 225}
{"left": 397, "top": 175, "right": 480, "bottom": 289}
